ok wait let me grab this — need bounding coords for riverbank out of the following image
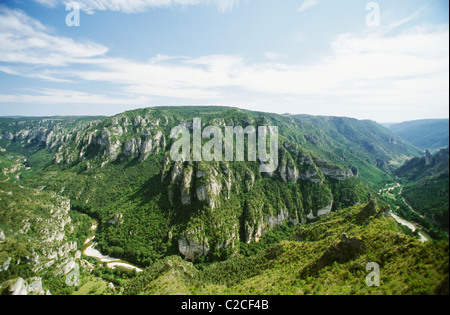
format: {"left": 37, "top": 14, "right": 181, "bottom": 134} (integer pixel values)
{"left": 389, "top": 211, "right": 428, "bottom": 243}
{"left": 82, "top": 221, "right": 143, "bottom": 273}
{"left": 379, "top": 182, "right": 430, "bottom": 243}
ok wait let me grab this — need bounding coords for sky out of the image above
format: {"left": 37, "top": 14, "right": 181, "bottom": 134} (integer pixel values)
{"left": 0, "top": 0, "right": 448, "bottom": 122}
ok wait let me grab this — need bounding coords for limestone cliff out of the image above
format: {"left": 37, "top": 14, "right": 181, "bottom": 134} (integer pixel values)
{"left": 0, "top": 185, "right": 82, "bottom": 295}
{"left": 178, "top": 236, "right": 210, "bottom": 261}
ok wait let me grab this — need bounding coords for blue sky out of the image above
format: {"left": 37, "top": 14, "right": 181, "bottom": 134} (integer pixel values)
{"left": 0, "top": 0, "right": 448, "bottom": 122}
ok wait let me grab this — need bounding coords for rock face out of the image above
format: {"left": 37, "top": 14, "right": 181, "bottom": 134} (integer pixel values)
{"left": 300, "top": 232, "right": 367, "bottom": 278}
{"left": 297, "top": 153, "right": 323, "bottom": 183}
{"left": 178, "top": 236, "right": 210, "bottom": 261}
{"left": 355, "top": 199, "right": 378, "bottom": 225}
{"left": 425, "top": 150, "right": 434, "bottom": 167}
{"left": 180, "top": 165, "right": 194, "bottom": 205}
{"left": 278, "top": 142, "right": 353, "bottom": 185}
{"left": 0, "top": 187, "right": 81, "bottom": 295}
{"left": 320, "top": 233, "right": 367, "bottom": 265}
{"left": 395, "top": 147, "right": 449, "bottom": 180}
{"left": 165, "top": 161, "right": 229, "bottom": 210}
{"left": 245, "top": 206, "right": 300, "bottom": 244}
{"left": 0, "top": 115, "right": 168, "bottom": 166}
{"left": 0, "top": 230, "right": 5, "bottom": 243}
{"left": 0, "top": 277, "right": 48, "bottom": 295}
{"left": 107, "top": 213, "right": 123, "bottom": 226}
{"left": 162, "top": 141, "right": 351, "bottom": 254}
{"left": 1, "top": 278, "right": 28, "bottom": 295}
{"left": 307, "top": 202, "right": 334, "bottom": 220}
{"left": 313, "top": 158, "right": 354, "bottom": 181}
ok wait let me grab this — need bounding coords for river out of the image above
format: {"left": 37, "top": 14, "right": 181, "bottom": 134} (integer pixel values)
{"left": 389, "top": 211, "right": 428, "bottom": 243}
{"left": 81, "top": 221, "right": 143, "bottom": 273}
{"left": 379, "top": 182, "right": 429, "bottom": 243}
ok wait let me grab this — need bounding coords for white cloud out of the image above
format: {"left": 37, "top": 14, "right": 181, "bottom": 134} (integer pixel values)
{"left": 264, "top": 52, "right": 288, "bottom": 60}
{"left": 297, "top": 0, "right": 319, "bottom": 13}
{"left": 1, "top": 7, "right": 448, "bottom": 121}
{"left": 0, "top": 88, "right": 150, "bottom": 105}
{"left": 32, "top": 0, "right": 59, "bottom": 8}
{"left": 32, "top": 0, "right": 240, "bottom": 14}
{"left": 208, "top": 0, "right": 240, "bottom": 14}
{"left": 0, "top": 7, "right": 107, "bottom": 66}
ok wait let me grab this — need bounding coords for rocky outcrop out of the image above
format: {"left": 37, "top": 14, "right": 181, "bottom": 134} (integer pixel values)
{"left": 376, "top": 159, "right": 389, "bottom": 171}
{"left": 178, "top": 236, "right": 210, "bottom": 261}
{"left": 181, "top": 165, "right": 194, "bottom": 205}
{"left": 317, "top": 203, "right": 334, "bottom": 217}
{"left": 395, "top": 147, "right": 449, "bottom": 181}
{"left": 306, "top": 202, "right": 334, "bottom": 220}
{"left": 320, "top": 233, "right": 367, "bottom": 265}
{"left": 313, "top": 158, "right": 353, "bottom": 181}
{"left": 0, "top": 277, "right": 49, "bottom": 295}
{"left": 0, "top": 119, "right": 86, "bottom": 154}
{"left": 195, "top": 166, "right": 222, "bottom": 209}
{"left": 245, "top": 206, "right": 299, "bottom": 243}
{"left": 0, "top": 187, "right": 81, "bottom": 295}
{"left": 282, "top": 145, "right": 353, "bottom": 183}
{"left": 166, "top": 162, "right": 230, "bottom": 210}
{"left": 0, "top": 257, "right": 11, "bottom": 272}
{"left": 297, "top": 153, "right": 323, "bottom": 183}
{"left": 300, "top": 233, "right": 367, "bottom": 278}
{"left": 0, "top": 115, "right": 169, "bottom": 165}
{"left": 278, "top": 154, "right": 300, "bottom": 183}
{"left": 243, "top": 170, "right": 255, "bottom": 192}
{"left": 244, "top": 202, "right": 265, "bottom": 244}
{"left": 425, "top": 150, "right": 433, "bottom": 167}
{"left": 107, "top": 213, "right": 124, "bottom": 226}
{"left": 355, "top": 199, "right": 378, "bottom": 225}
{"left": 1, "top": 278, "right": 28, "bottom": 295}
{"left": 1, "top": 132, "right": 14, "bottom": 140}
{"left": 163, "top": 146, "right": 343, "bottom": 246}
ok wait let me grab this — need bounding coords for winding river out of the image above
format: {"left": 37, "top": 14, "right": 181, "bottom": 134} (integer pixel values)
{"left": 81, "top": 221, "right": 143, "bottom": 273}
{"left": 380, "top": 183, "right": 429, "bottom": 243}
{"left": 389, "top": 211, "right": 428, "bottom": 243}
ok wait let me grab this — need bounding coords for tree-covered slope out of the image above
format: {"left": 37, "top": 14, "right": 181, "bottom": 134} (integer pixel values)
{"left": 124, "top": 201, "right": 449, "bottom": 295}
{"left": 290, "top": 114, "right": 422, "bottom": 172}
{"left": 385, "top": 119, "right": 449, "bottom": 152}
{"left": 395, "top": 148, "right": 449, "bottom": 233}
{"left": 0, "top": 178, "right": 92, "bottom": 295}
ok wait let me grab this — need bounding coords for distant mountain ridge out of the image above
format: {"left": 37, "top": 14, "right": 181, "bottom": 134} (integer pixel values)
{"left": 383, "top": 119, "right": 449, "bottom": 152}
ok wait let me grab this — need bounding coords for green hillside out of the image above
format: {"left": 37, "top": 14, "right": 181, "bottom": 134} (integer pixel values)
{"left": 124, "top": 201, "right": 449, "bottom": 295}
{"left": 386, "top": 119, "right": 449, "bottom": 151}
{"left": 395, "top": 148, "right": 449, "bottom": 236}
{"left": 290, "top": 115, "right": 422, "bottom": 188}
